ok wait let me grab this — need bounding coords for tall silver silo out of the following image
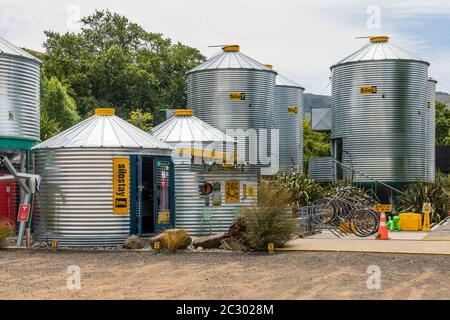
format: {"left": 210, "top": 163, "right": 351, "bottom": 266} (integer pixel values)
{"left": 426, "top": 78, "right": 437, "bottom": 182}
{"left": 275, "top": 72, "right": 304, "bottom": 173}
{"left": 151, "top": 110, "right": 258, "bottom": 235}
{"left": 186, "top": 45, "right": 277, "bottom": 174}
{"left": 32, "top": 109, "right": 173, "bottom": 246}
{"left": 0, "top": 37, "right": 41, "bottom": 142}
{"left": 331, "top": 36, "right": 430, "bottom": 184}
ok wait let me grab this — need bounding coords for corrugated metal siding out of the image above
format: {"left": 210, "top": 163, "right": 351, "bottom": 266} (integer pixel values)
{"left": 332, "top": 60, "right": 429, "bottom": 182}
{"left": 275, "top": 84, "right": 303, "bottom": 172}
{"left": 426, "top": 79, "right": 436, "bottom": 182}
{"left": 174, "top": 163, "right": 257, "bottom": 235}
{"left": 33, "top": 148, "right": 162, "bottom": 246}
{"left": 309, "top": 157, "right": 333, "bottom": 182}
{"left": 187, "top": 69, "right": 276, "bottom": 173}
{"left": 0, "top": 54, "right": 40, "bottom": 140}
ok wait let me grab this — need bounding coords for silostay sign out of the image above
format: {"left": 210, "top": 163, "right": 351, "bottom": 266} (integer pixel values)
{"left": 113, "top": 158, "right": 130, "bottom": 215}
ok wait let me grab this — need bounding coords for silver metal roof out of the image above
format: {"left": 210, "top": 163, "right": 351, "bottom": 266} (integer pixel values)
{"left": 332, "top": 36, "right": 429, "bottom": 68}
{"left": 151, "top": 110, "right": 234, "bottom": 144}
{"left": 188, "top": 46, "right": 275, "bottom": 73}
{"left": 33, "top": 111, "right": 173, "bottom": 150}
{"left": 276, "top": 73, "right": 305, "bottom": 90}
{"left": 0, "top": 37, "right": 42, "bottom": 64}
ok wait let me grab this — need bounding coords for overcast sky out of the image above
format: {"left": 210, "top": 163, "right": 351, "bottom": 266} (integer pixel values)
{"left": 1, "top": 0, "right": 449, "bottom": 94}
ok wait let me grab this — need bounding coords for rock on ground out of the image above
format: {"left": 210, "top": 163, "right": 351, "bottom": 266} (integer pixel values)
{"left": 193, "top": 233, "right": 226, "bottom": 249}
{"left": 148, "top": 229, "right": 192, "bottom": 250}
{"left": 220, "top": 238, "right": 249, "bottom": 251}
{"left": 124, "top": 235, "right": 145, "bottom": 249}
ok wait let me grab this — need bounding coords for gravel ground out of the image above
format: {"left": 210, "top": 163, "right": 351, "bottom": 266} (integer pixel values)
{"left": 0, "top": 249, "right": 449, "bottom": 300}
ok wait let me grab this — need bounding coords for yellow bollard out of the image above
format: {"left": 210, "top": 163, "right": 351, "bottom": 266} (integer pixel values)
{"left": 422, "top": 203, "right": 432, "bottom": 232}
{"left": 51, "top": 240, "right": 58, "bottom": 250}
{"left": 268, "top": 243, "right": 274, "bottom": 254}
{"left": 153, "top": 241, "right": 161, "bottom": 252}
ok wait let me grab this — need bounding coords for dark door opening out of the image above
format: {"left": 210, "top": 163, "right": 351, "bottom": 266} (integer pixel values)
{"left": 141, "top": 157, "right": 154, "bottom": 234}
{"left": 333, "top": 138, "right": 343, "bottom": 180}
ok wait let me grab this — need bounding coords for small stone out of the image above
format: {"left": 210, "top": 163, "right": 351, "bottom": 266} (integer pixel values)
{"left": 220, "top": 238, "right": 248, "bottom": 251}
{"left": 124, "top": 235, "right": 145, "bottom": 249}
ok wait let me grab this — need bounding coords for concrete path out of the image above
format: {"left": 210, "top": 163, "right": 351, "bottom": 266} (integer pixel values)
{"left": 282, "top": 238, "right": 450, "bottom": 255}
{"left": 308, "top": 229, "right": 429, "bottom": 240}
{"left": 425, "top": 218, "right": 450, "bottom": 240}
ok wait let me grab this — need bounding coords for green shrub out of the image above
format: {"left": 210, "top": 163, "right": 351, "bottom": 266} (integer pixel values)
{"left": 274, "top": 171, "right": 325, "bottom": 208}
{"left": 0, "top": 220, "right": 13, "bottom": 247}
{"left": 242, "top": 181, "right": 298, "bottom": 251}
{"left": 398, "top": 174, "right": 450, "bottom": 223}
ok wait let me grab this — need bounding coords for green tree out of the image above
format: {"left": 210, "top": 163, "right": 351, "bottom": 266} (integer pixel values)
{"left": 40, "top": 112, "right": 61, "bottom": 141}
{"left": 303, "top": 119, "right": 331, "bottom": 172}
{"left": 41, "top": 76, "right": 80, "bottom": 131}
{"left": 42, "top": 10, "right": 205, "bottom": 121}
{"left": 128, "top": 109, "right": 153, "bottom": 131}
{"left": 436, "top": 101, "right": 450, "bottom": 145}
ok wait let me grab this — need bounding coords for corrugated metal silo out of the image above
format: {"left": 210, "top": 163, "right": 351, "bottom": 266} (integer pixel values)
{"left": 186, "top": 45, "right": 277, "bottom": 174}
{"left": 32, "top": 109, "right": 173, "bottom": 246}
{"left": 151, "top": 110, "right": 258, "bottom": 235}
{"left": 426, "top": 78, "right": 437, "bottom": 182}
{"left": 274, "top": 72, "right": 304, "bottom": 172}
{"left": 0, "top": 37, "right": 41, "bottom": 142}
{"left": 331, "top": 36, "right": 430, "bottom": 184}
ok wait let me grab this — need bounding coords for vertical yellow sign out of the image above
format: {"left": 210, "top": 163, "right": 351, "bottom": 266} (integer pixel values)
{"left": 225, "top": 181, "right": 240, "bottom": 203}
{"left": 113, "top": 158, "right": 130, "bottom": 215}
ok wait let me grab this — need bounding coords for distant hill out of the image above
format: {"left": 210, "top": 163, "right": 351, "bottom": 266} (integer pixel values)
{"left": 304, "top": 93, "right": 331, "bottom": 113}
{"left": 305, "top": 92, "right": 449, "bottom": 112}
{"left": 437, "top": 92, "right": 450, "bottom": 107}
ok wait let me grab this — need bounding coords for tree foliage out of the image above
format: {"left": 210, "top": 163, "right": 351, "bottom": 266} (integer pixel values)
{"left": 41, "top": 10, "right": 205, "bottom": 122}
{"left": 303, "top": 119, "right": 331, "bottom": 172}
{"left": 41, "top": 76, "right": 80, "bottom": 130}
{"left": 436, "top": 101, "right": 450, "bottom": 145}
{"left": 128, "top": 108, "right": 153, "bottom": 131}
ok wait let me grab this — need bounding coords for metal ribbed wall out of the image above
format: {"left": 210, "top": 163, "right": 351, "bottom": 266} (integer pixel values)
{"left": 426, "top": 79, "right": 436, "bottom": 182}
{"left": 33, "top": 148, "right": 155, "bottom": 246}
{"left": 308, "top": 157, "right": 333, "bottom": 182}
{"left": 0, "top": 54, "right": 41, "bottom": 140}
{"left": 187, "top": 70, "right": 276, "bottom": 173}
{"left": 275, "top": 84, "right": 304, "bottom": 172}
{"left": 174, "top": 163, "right": 257, "bottom": 235}
{"left": 331, "top": 60, "right": 429, "bottom": 182}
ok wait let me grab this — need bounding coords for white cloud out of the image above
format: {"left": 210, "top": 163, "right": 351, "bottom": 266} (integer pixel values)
{"left": 0, "top": 0, "right": 448, "bottom": 93}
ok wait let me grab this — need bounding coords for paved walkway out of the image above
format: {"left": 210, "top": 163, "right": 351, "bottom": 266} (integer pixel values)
{"left": 282, "top": 238, "right": 450, "bottom": 255}
{"left": 283, "top": 218, "right": 450, "bottom": 255}
{"left": 425, "top": 218, "right": 450, "bottom": 240}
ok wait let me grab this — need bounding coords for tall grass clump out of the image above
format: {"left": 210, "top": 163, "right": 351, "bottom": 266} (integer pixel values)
{"left": 242, "top": 180, "right": 298, "bottom": 251}
{"left": 162, "top": 229, "right": 190, "bottom": 253}
{"left": 0, "top": 220, "right": 13, "bottom": 247}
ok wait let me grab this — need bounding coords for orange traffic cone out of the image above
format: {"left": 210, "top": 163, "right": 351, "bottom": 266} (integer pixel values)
{"left": 376, "top": 211, "right": 390, "bottom": 240}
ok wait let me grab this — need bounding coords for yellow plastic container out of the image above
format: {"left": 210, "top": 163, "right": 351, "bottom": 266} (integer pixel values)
{"left": 398, "top": 213, "right": 422, "bottom": 231}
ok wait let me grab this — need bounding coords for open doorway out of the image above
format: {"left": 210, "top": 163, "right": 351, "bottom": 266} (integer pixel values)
{"left": 141, "top": 156, "right": 154, "bottom": 234}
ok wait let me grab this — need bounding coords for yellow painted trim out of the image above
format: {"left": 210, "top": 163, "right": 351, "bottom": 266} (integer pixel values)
{"left": 174, "top": 109, "right": 193, "bottom": 116}
{"left": 273, "top": 248, "right": 450, "bottom": 255}
{"left": 95, "top": 108, "right": 115, "bottom": 116}
{"left": 222, "top": 45, "right": 240, "bottom": 52}
{"left": 370, "top": 36, "right": 389, "bottom": 43}
{"left": 175, "top": 148, "right": 235, "bottom": 161}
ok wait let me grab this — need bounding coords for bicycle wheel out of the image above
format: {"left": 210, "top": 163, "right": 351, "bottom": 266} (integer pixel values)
{"left": 349, "top": 209, "right": 380, "bottom": 237}
{"left": 312, "top": 198, "right": 336, "bottom": 224}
